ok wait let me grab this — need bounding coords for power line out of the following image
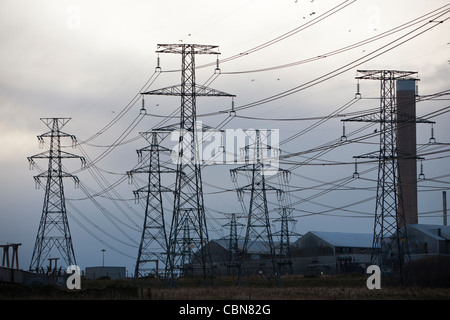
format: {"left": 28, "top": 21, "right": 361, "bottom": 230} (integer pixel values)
{"left": 77, "top": 70, "right": 161, "bottom": 145}
{"left": 220, "top": 3, "right": 450, "bottom": 75}
{"left": 214, "top": 8, "right": 450, "bottom": 115}
{"left": 161, "top": 0, "right": 357, "bottom": 74}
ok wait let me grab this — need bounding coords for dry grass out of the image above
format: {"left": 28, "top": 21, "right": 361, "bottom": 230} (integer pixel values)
{"left": 2, "top": 273, "right": 450, "bottom": 300}
{"left": 143, "top": 285, "right": 450, "bottom": 300}
{"left": 138, "top": 275, "right": 450, "bottom": 300}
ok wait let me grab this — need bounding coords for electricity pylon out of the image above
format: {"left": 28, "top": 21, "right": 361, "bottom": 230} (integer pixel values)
{"left": 343, "top": 70, "right": 429, "bottom": 285}
{"left": 221, "top": 213, "right": 244, "bottom": 275}
{"left": 274, "top": 207, "right": 295, "bottom": 275}
{"left": 127, "top": 131, "right": 175, "bottom": 279}
{"left": 273, "top": 168, "right": 298, "bottom": 276}
{"left": 142, "top": 43, "right": 235, "bottom": 286}
{"left": 27, "top": 118, "right": 85, "bottom": 272}
{"left": 230, "top": 130, "right": 280, "bottom": 285}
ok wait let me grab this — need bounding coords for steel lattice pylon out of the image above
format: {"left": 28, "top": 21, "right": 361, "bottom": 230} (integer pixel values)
{"left": 221, "top": 213, "right": 245, "bottom": 275}
{"left": 343, "top": 70, "right": 424, "bottom": 285}
{"left": 142, "top": 44, "right": 235, "bottom": 286}
{"left": 230, "top": 130, "right": 280, "bottom": 285}
{"left": 128, "top": 131, "right": 175, "bottom": 279}
{"left": 274, "top": 207, "right": 295, "bottom": 275}
{"left": 273, "top": 168, "right": 298, "bottom": 276}
{"left": 28, "top": 118, "right": 85, "bottom": 272}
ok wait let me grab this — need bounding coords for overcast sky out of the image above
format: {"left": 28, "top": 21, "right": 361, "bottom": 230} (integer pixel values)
{"left": 0, "top": 0, "right": 449, "bottom": 274}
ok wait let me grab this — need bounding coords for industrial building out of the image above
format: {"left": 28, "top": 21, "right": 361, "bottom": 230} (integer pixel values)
{"left": 201, "top": 231, "right": 373, "bottom": 276}
{"left": 201, "top": 224, "right": 450, "bottom": 277}
{"left": 85, "top": 266, "right": 126, "bottom": 280}
{"left": 407, "top": 224, "right": 450, "bottom": 256}
{"left": 292, "top": 231, "right": 374, "bottom": 256}
{"left": 290, "top": 231, "right": 373, "bottom": 275}
{"left": 191, "top": 239, "right": 279, "bottom": 277}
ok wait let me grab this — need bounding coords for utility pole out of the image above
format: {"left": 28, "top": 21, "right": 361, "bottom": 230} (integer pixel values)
{"left": 127, "top": 131, "right": 175, "bottom": 279}
{"left": 343, "top": 70, "right": 431, "bottom": 285}
{"left": 142, "top": 44, "right": 235, "bottom": 286}
{"left": 28, "top": 118, "right": 85, "bottom": 272}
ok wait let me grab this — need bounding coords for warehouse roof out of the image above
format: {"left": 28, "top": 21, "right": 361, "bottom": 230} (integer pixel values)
{"left": 307, "top": 231, "right": 373, "bottom": 248}
{"left": 212, "top": 239, "right": 278, "bottom": 254}
{"left": 407, "top": 224, "right": 450, "bottom": 241}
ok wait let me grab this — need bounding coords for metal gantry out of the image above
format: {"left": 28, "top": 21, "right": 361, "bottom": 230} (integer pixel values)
{"left": 142, "top": 44, "right": 235, "bottom": 286}
{"left": 1, "top": 243, "right": 21, "bottom": 269}
{"left": 28, "top": 118, "right": 85, "bottom": 272}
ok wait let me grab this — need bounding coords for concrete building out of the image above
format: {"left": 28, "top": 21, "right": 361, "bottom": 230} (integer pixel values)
{"left": 194, "top": 239, "right": 279, "bottom": 277}
{"left": 85, "top": 266, "right": 126, "bottom": 280}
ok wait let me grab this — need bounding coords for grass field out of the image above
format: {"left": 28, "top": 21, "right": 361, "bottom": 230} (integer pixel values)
{"left": 1, "top": 273, "right": 449, "bottom": 300}
{"left": 2, "top": 256, "right": 449, "bottom": 300}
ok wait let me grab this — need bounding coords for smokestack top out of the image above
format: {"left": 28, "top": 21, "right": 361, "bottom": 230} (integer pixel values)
{"left": 397, "top": 79, "right": 417, "bottom": 91}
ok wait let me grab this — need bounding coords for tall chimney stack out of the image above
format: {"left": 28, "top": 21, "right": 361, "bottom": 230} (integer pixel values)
{"left": 396, "top": 79, "right": 419, "bottom": 225}
{"left": 444, "top": 191, "right": 447, "bottom": 226}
